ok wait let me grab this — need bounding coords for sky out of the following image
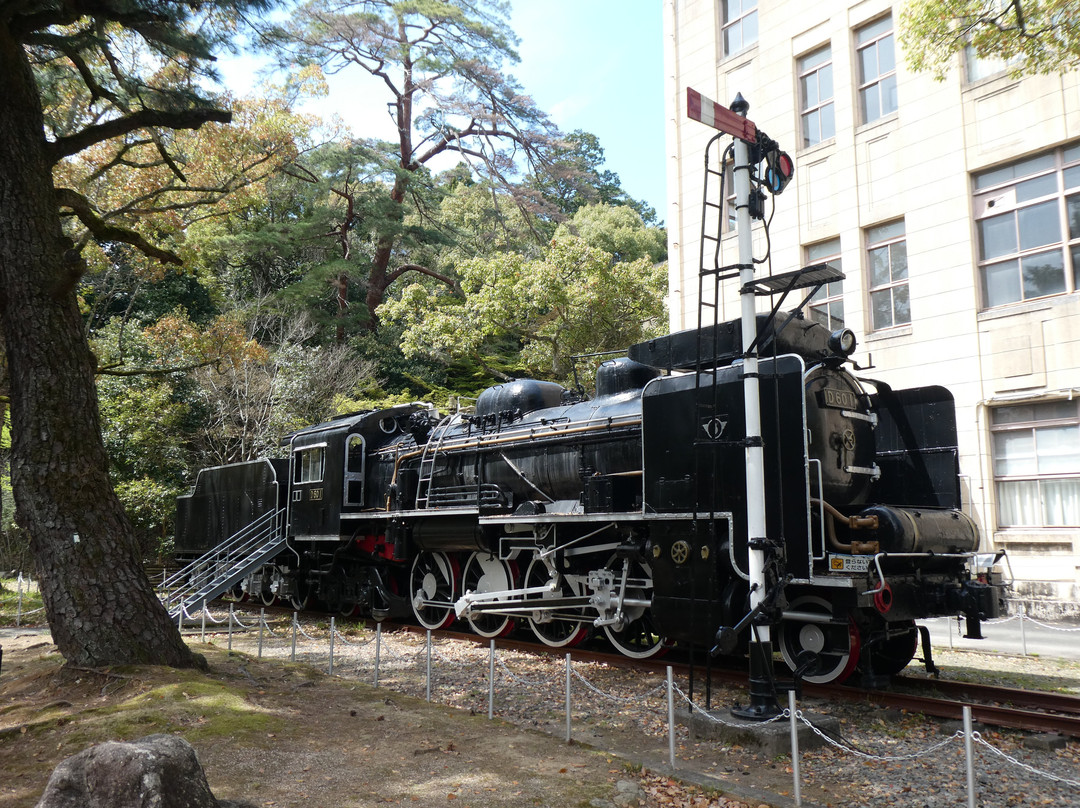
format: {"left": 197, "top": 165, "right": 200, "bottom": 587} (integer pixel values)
{"left": 218, "top": 1, "right": 668, "bottom": 219}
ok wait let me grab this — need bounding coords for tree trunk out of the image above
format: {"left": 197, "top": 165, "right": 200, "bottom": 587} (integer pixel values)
{"left": 0, "top": 28, "right": 201, "bottom": 668}
{"left": 364, "top": 178, "right": 409, "bottom": 327}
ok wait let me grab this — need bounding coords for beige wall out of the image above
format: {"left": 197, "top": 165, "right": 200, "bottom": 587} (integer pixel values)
{"left": 663, "top": 0, "right": 1080, "bottom": 605}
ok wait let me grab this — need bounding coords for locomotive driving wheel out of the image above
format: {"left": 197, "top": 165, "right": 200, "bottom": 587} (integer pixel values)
{"left": 778, "top": 595, "right": 861, "bottom": 684}
{"left": 523, "top": 555, "right": 589, "bottom": 648}
{"left": 602, "top": 556, "right": 667, "bottom": 659}
{"left": 866, "top": 619, "right": 919, "bottom": 676}
{"left": 461, "top": 552, "right": 517, "bottom": 638}
{"left": 289, "top": 588, "right": 310, "bottom": 612}
{"left": 259, "top": 581, "right": 277, "bottom": 607}
{"left": 410, "top": 551, "right": 458, "bottom": 630}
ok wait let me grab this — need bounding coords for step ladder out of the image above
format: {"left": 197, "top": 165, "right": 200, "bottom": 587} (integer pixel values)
{"left": 159, "top": 508, "right": 287, "bottom": 619}
{"left": 414, "top": 413, "right": 464, "bottom": 509}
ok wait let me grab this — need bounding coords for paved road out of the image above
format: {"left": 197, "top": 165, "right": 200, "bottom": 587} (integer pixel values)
{"left": 918, "top": 614, "right": 1080, "bottom": 661}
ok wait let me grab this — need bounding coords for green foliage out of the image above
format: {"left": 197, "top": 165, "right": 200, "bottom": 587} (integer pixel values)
{"left": 379, "top": 204, "right": 668, "bottom": 382}
{"left": 555, "top": 204, "right": 667, "bottom": 264}
{"left": 535, "top": 130, "right": 659, "bottom": 225}
{"left": 0, "top": 576, "right": 44, "bottom": 625}
{"left": 901, "top": 0, "right": 1080, "bottom": 79}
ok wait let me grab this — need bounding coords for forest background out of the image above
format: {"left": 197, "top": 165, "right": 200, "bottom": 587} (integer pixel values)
{"left": 0, "top": 0, "right": 668, "bottom": 573}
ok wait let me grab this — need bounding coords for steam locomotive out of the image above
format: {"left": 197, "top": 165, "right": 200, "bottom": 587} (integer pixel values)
{"left": 174, "top": 312, "right": 1004, "bottom": 684}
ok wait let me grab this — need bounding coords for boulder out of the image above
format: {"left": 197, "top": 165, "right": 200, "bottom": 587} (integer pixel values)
{"left": 35, "top": 734, "right": 235, "bottom": 808}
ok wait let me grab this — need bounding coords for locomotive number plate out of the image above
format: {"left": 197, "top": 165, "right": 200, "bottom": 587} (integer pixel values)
{"left": 309, "top": 488, "right": 324, "bottom": 501}
{"left": 829, "top": 553, "right": 870, "bottom": 573}
{"left": 820, "top": 388, "right": 858, "bottom": 410}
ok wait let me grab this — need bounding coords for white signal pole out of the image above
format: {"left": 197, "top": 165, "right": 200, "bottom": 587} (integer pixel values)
{"left": 687, "top": 88, "right": 778, "bottom": 719}
{"left": 730, "top": 95, "right": 776, "bottom": 719}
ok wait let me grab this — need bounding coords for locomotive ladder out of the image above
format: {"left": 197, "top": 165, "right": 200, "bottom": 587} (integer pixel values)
{"left": 159, "top": 507, "right": 287, "bottom": 619}
{"left": 415, "top": 412, "right": 465, "bottom": 509}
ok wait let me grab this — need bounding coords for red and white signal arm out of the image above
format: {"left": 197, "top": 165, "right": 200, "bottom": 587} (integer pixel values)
{"left": 685, "top": 87, "right": 756, "bottom": 142}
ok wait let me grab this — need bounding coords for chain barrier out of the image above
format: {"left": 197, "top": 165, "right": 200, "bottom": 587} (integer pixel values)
{"left": 260, "top": 615, "right": 286, "bottom": 636}
{"left": 976, "top": 613, "right": 1018, "bottom": 625}
{"left": 200, "top": 606, "right": 230, "bottom": 625}
{"left": 332, "top": 627, "right": 376, "bottom": 648}
{"left": 494, "top": 656, "right": 562, "bottom": 689}
{"left": 373, "top": 638, "right": 418, "bottom": 663}
{"left": 797, "top": 711, "right": 964, "bottom": 762}
{"left": 429, "top": 644, "right": 477, "bottom": 668}
{"left": 670, "top": 683, "right": 787, "bottom": 729}
{"left": 1021, "top": 617, "right": 1080, "bottom": 633}
{"left": 229, "top": 611, "right": 256, "bottom": 630}
{"left": 574, "top": 666, "right": 666, "bottom": 706}
{"left": 973, "top": 734, "right": 1080, "bottom": 788}
{"left": 175, "top": 606, "right": 1080, "bottom": 803}
{"left": 293, "top": 620, "right": 324, "bottom": 642}
{"left": 7, "top": 571, "right": 45, "bottom": 623}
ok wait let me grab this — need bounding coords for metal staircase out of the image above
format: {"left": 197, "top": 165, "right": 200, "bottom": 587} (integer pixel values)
{"left": 160, "top": 508, "right": 287, "bottom": 619}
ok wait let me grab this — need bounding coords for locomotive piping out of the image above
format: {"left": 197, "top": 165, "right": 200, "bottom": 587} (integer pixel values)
{"left": 810, "top": 498, "right": 880, "bottom": 554}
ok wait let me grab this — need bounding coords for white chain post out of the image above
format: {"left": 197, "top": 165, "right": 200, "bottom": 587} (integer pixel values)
{"left": 963, "top": 705, "right": 977, "bottom": 808}
{"left": 329, "top": 616, "right": 335, "bottom": 675}
{"left": 789, "top": 690, "right": 802, "bottom": 807}
{"left": 374, "top": 622, "right": 381, "bottom": 687}
{"left": 565, "top": 653, "right": 572, "bottom": 743}
{"left": 667, "top": 666, "right": 676, "bottom": 769}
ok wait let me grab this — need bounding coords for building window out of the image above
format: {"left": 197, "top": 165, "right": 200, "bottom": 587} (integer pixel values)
{"left": 806, "top": 238, "right": 844, "bottom": 329}
{"left": 294, "top": 446, "right": 325, "bottom": 484}
{"left": 866, "top": 221, "right": 908, "bottom": 330}
{"left": 974, "top": 144, "right": 1080, "bottom": 308}
{"left": 964, "top": 1, "right": 1019, "bottom": 82}
{"left": 965, "top": 44, "right": 1017, "bottom": 83}
{"left": 722, "top": 0, "right": 757, "bottom": 57}
{"left": 798, "top": 46, "right": 834, "bottom": 147}
{"left": 856, "top": 15, "right": 897, "bottom": 124}
{"left": 991, "top": 401, "right": 1080, "bottom": 528}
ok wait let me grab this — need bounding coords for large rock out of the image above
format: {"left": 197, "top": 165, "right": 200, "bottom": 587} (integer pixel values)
{"left": 35, "top": 734, "right": 231, "bottom": 808}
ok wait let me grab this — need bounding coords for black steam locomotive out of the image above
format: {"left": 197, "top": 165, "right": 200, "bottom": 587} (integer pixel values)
{"left": 173, "top": 312, "right": 1004, "bottom": 684}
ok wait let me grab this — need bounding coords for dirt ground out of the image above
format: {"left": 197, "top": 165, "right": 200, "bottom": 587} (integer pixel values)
{"left": 0, "top": 631, "right": 781, "bottom": 808}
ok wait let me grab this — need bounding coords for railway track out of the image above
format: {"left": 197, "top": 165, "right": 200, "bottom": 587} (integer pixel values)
{"left": 203, "top": 602, "right": 1080, "bottom": 738}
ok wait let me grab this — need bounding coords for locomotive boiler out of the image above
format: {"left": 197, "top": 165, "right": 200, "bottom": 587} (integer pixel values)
{"left": 173, "top": 311, "right": 1004, "bottom": 684}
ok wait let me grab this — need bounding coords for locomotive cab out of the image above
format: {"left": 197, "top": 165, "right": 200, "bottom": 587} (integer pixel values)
{"left": 284, "top": 403, "right": 436, "bottom": 540}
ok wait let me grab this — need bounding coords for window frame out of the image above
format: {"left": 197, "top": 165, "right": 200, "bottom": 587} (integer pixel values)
{"left": 798, "top": 45, "right": 835, "bottom": 148}
{"left": 990, "top": 400, "right": 1080, "bottom": 529}
{"left": 974, "top": 144, "right": 1080, "bottom": 310}
{"left": 294, "top": 445, "right": 326, "bottom": 485}
{"left": 721, "top": 0, "right": 758, "bottom": 58}
{"left": 865, "top": 220, "right": 909, "bottom": 331}
{"left": 805, "top": 237, "right": 844, "bottom": 330}
{"left": 855, "top": 15, "right": 897, "bottom": 125}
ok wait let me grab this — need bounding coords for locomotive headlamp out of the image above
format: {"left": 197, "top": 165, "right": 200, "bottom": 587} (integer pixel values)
{"left": 828, "top": 328, "right": 857, "bottom": 357}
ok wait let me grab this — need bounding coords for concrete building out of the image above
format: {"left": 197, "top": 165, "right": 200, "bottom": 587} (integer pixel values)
{"left": 662, "top": 0, "right": 1080, "bottom": 612}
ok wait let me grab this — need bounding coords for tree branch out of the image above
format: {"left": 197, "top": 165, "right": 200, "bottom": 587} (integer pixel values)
{"left": 384, "top": 263, "right": 459, "bottom": 290}
{"left": 96, "top": 359, "right": 222, "bottom": 377}
{"left": 55, "top": 187, "right": 182, "bottom": 265}
{"left": 47, "top": 107, "right": 231, "bottom": 165}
